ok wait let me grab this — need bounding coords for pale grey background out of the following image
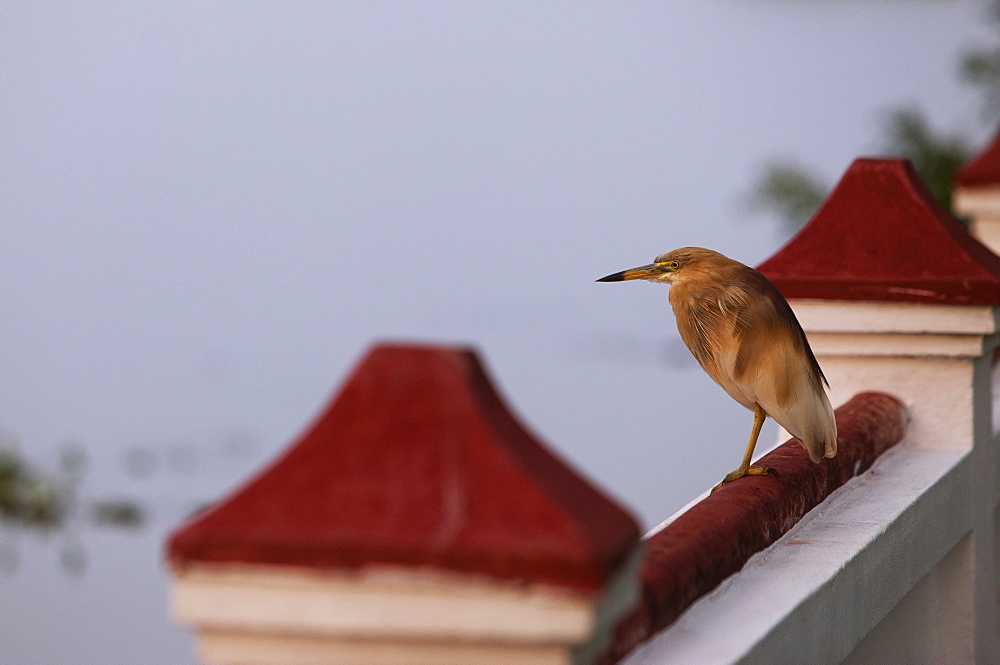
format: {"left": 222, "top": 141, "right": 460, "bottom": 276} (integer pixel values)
{"left": 0, "top": 2, "right": 992, "bottom": 663}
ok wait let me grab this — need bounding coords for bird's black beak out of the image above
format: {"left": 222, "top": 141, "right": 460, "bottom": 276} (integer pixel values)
{"left": 596, "top": 263, "right": 666, "bottom": 282}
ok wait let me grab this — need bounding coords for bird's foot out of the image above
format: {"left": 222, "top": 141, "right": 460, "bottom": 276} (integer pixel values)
{"left": 710, "top": 466, "right": 777, "bottom": 493}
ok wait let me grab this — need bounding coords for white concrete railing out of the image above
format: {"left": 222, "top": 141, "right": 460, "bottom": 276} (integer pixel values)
{"left": 616, "top": 302, "right": 1000, "bottom": 664}
{"left": 627, "top": 445, "right": 977, "bottom": 664}
{"left": 622, "top": 389, "right": 997, "bottom": 665}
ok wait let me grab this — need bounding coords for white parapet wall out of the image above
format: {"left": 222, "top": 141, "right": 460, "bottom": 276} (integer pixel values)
{"left": 621, "top": 295, "right": 1000, "bottom": 664}
{"left": 789, "top": 300, "right": 998, "bottom": 451}
{"left": 956, "top": 185, "right": 1000, "bottom": 255}
{"left": 624, "top": 445, "right": 974, "bottom": 665}
{"left": 621, "top": 155, "right": 1000, "bottom": 664}
{"left": 172, "top": 560, "right": 641, "bottom": 665}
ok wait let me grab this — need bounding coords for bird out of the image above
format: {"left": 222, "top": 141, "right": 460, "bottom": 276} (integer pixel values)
{"left": 597, "top": 247, "right": 836, "bottom": 492}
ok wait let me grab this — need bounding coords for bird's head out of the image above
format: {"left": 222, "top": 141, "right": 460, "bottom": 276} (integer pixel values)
{"left": 596, "top": 247, "right": 733, "bottom": 285}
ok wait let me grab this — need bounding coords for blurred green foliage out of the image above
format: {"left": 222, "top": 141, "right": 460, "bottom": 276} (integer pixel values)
{"left": 0, "top": 448, "right": 66, "bottom": 528}
{"left": 0, "top": 435, "right": 146, "bottom": 576}
{"left": 91, "top": 500, "right": 145, "bottom": 528}
{"left": 749, "top": 162, "right": 828, "bottom": 232}
{"left": 878, "top": 109, "right": 972, "bottom": 213}
{"left": 959, "top": 0, "right": 1000, "bottom": 123}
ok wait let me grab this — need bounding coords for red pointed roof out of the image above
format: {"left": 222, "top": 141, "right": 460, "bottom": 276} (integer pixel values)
{"left": 168, "top": 344, "right": 640, "bottom": 591}
{"left": 757, "top": 158, "right": 1000, "bottom": 305}
{"left": 957, "top": 129, "right": 1000, "bottom": 188}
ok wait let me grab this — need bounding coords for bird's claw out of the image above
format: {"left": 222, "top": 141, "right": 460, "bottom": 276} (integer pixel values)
{"left": 710, "top": 466, "right": 778, "bottom": 493}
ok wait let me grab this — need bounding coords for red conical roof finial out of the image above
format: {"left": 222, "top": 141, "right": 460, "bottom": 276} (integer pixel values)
{"left": 168, "top": 344, "right": 640, "bottom": 591}
{"left": 758, "top": 158, "right": 1000, "bottom": 305}
{"left": 957, "top": 129, "right": 1000, "bottom": 188}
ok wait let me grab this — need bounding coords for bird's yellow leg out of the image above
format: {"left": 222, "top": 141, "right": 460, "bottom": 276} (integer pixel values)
{"left": 711, "top": 405, "right": 776, "bottom": 493}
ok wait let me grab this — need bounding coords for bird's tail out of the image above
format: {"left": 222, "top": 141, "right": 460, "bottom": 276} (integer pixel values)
{"left": 772, "top": 385, "right": 837, "bottom": 464}
{"left": 803, "top": 390, "right": 837, "bottom": 463}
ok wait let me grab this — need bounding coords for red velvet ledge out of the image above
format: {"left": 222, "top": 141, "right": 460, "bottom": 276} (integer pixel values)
{"left": 601, "top": 392, "right": 908, "bottom": 664}
{"left": 168, "top": 344, "right": 641, "bottom": 592}
{"left": 757, "top": 158, "right": 1000, "bottom": 305}
{"left": 957, "top": 129, "right": 1000, "bottom": 188}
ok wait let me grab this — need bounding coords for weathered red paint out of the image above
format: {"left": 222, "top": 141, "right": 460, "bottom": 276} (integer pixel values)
{"left": 957, "top": 129, "right": 1000, "bottom": 187}
{"left": 167, "top": 344, "right": 640, "bottom": 592}
{"left": 757, "top": 159, "right": 1000, "bottom": 305}
{"left": 601, "top": 392, "right": 908, "bottom": 664}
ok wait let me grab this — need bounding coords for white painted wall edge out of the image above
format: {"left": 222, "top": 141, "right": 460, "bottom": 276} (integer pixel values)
{"left": 172, "top": 563, "right": 598, "bottom": 643}
{"left": 622, "top": 444, "right": 971, "bottom": 665}
{"left": 788, "top": 301, "right": 999, "bottom": 336}
{"left": 805, "top": 332, "right": 993, "bottom": 358}
{"left": 955, "top": 186, "right": 1000, "bottom": 216}
{"left": 195, "top": 628, "right": 573, "bottom": 665}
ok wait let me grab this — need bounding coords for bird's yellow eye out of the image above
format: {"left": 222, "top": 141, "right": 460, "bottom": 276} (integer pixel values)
{"left": 664, "top": 261, "right": 679, "bottom": 270}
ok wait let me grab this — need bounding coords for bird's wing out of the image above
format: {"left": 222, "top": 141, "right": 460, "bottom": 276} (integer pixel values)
{"left": 730, "top": 269, "right": 828, "bottom": 389}
{"left": 728, "top": 269, "right": 836, "bottom": 461}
